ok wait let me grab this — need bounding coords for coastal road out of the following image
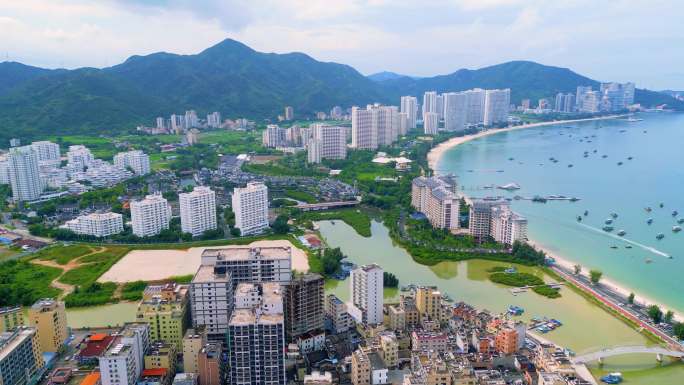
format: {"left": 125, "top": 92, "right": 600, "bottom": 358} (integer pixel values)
{"left": 551, "top": 265, "right": 683, "bottom": 350}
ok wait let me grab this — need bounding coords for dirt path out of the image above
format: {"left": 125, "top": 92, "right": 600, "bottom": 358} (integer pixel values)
{"left": 30, "top": 246, "right": 106, "bottom": 299}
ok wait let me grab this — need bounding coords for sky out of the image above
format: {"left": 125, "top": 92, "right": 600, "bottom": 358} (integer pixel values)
{"left": 1, "top": 0, "right": 683, "bottom": 90}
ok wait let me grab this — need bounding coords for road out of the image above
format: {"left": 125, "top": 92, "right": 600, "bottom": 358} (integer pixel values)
{"left": 551, "top": 264, "right": 683, "bottom": 350}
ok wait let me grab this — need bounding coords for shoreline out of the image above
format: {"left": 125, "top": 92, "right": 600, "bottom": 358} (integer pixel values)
{"left": 427, "top": 114, "right": 682, "bottom": 323}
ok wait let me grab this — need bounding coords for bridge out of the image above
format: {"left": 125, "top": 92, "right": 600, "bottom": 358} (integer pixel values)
{"left": 573, "top": 345, "right": 684, "bottom": 364}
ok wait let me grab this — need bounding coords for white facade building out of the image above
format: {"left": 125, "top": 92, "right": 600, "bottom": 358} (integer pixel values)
{"left": 130, "top": 194, "right": 171, "bottom": 237}
{"left": 113, "top": 150, "right": 151, "bottom": 176}
{"left": 349, "top": 264, "right": 383, "bottom": 325}
{"left": 307, "top": 124, "right": 347, "bottom": 164}
{"left": 263, "top": 125, "right": 287, "bottom": 148}
{"left": 351, "top": 104, "right": 399, "bottom": 150}
{"left": 411, "top": 175, "right": 460, "bottom": 230}
{"left": 400, "top": 96, "right": 418, "bottom": 129}
{"left": 464, "top": 88, "right": 486, "bottom": 125}
{"left": 423, "top": 112, "right": 439, "bottom": 135}
{"left": 8, "top": 146, "right": 42, "bottom": 202}
{"left": 490, "top": 205, "right": 528, "bottom": 245}
{"left": 422, "top": 91, "right": 438, "bottom": 119}
{"left": 483, "top": 89, "right": 511, "bottom": 126}
{"left": 443, "top": 92, "right": 468, "bottom": 132}
{"left": 232, "top": 182, "right": 269, "bottom": 236}
{"left": 30, "top": 141, "right": 61, "bottom": 166}
{"left": 190, "top": 265, "right": 233, "bottom": 341}
{"left": 66, "top": 145, "right": 94, "bottom": 172}
{"left": 207, "top": 111, "right": 222, "bottom": 128}
{"left": 0, "top": 156, "right": 9, "bottom": 185}
{"left": 64, "top": 212, "right": 124, "bottom": 237}
{"left": 180, "top": 186, "right": 217, "bottom": 237}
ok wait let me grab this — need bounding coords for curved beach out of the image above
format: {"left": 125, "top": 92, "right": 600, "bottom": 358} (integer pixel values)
{"left": 427, "top": 115, "right": 681, "bottom": 322}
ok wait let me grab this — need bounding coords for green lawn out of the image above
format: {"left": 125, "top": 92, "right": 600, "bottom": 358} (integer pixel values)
{"left": 298, "top": 209, "right": 372, "bottom": 237}
{"left": 64, "top": 282, "right": 118, "bottom": 307}
{"left": 32, "top": 244, "right": 93, "bottom": 265}
{"left": 0, "top": 260, "right": 62, "bottom": 306}
{"left": 59, "top": 247, "right": 131, "bottom": 286}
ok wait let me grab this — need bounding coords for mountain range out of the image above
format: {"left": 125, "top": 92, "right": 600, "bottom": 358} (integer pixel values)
{"left": 0, "top": 38, "right": 682, "bottom": 143}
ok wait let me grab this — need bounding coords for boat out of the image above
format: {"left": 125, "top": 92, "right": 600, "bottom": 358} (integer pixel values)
{"left": 610, "top": 245, "right": 618, "bottom": 249}
{"left": 584, "top": 210, "right": 589, "bottom": 216}
{"left": 497, "top": 183, "right": 521, "bottom": 191}
{"left": 645, "top": 207, "right": 652, "bottom": 212}
{"left": 672, "top": 210, "right": 678, "bottom": 217}
{"left": 660, "top": 203, "right": 665, "bottom": 208}
{"left": 617, "top": 162, "right": 623, "bottom": 166}
{"left": 647, "top": 218, "right": 653, "bottom": 225}
{"left": 610, "top": 213, "right": 618, "bottom": 218}
{"left": 504, "top": 267, "right": 517, "bottom": 274}
{"left": 508, "top": 157, "right": 514, "bottom": 161}
{"left": 605, "top": 219, "right": 613, "bottom": 225}
{"left": 625, "top": 245, "right": 633, "bottom": 249}
{"left": 577, "top": 216, "right": 582, "bottom": 222}
{"left": 656, "top": 233, "right": 665, "bottom": 240}
{"left": 619, "top": 129, "right": 626, "bottom": 133}
{"left": 627, "top": 117, "right": 643, "bottom": 122}
{"left": 602, "top": 155, "right": 608, "bottom": 158}
{"left": 532, "top": 196, "right": 548, "bottom": 203}
{"left": 508, "top": 305, "right": 524, "bottom": 316}
{"left": 567, "top": 164, "right": 573, "bottom": 168}
{"left": 678, "top": 218, "right": 684, "bottom": 224}
{"left": 628, "top": 156, "right": 633, "bottom": 160}
{"left": 617, "top": 230, "right": 626, "bottom": 236}
{"left": 331, "top": 221, "right": 336, "bottom": 225}
{"left": 645, "top": 258, "right": 653, "bottom": 264}
{"left": 673, "top": 226, "right": 682, "bottom": 233}
{"left": 603, "top": 226, "right": 614, "bottom": 232}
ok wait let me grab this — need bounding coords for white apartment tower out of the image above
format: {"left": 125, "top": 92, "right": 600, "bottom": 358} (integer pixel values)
{"left": 180, "top": 186, "right": 217, "bottom": 237}
{"left": 30, "top": 141, "right": 61, "bottom": 166}
{"left": 232, "top": 182, "right": 269, "bottom": 236}
{"left": 307, "top": 124, "right": 347, "bottom": 164}
{"left": 66, "top": 145, "right": 94, "bottom": 172}
{"left": 422, "top": 91, "right": 438, "bottom": 119}
{"left": 207, "top": 111, "right": 222, "bottom": 128}
{"left": 411, "top": 175, "right": 460, "bottom": 230}
{"left": 468, "top": 199, "right": 509, "bottom": 240}
{"left": 64, "top": 212, "right": 124, "bottom": 237}
{"left": 114, "top": 150, "right": 151, "bottom": 176}
{"left": 443, "top": 92, "right": 468, "bottom": 132}
{"left": 400, "top": 96, "right": 418, "bottom": 129}
{"left": 130, "top": 194, "right": 172, "bottom": 237}
{"left": 349, "top": 264, "right": 383, "bottom": 325}
{"left": 490, "top": 206, "right": 528, "bottom": 245}
{"left": 464, "top": 89, "right": 486, "bottom": 125}
{"left": 8, "top": 146, "right": 42, "bottom": 202}
{"left": 423, "top": 112, "right": 439, "bottom": 135}
{"left": 351, "top": 105, "right": 399, "bottom": 150}
{"left": 483, "top": 89, "right": 511, "bottom": 126}
{"left": 190, "top": 265, "right": 233, "bottom": 341}
{"left": 351, "top": 106, "right": 375, "bottom": 150}
{"left": 262, "top": 125, "right": 287, "bottom": 148}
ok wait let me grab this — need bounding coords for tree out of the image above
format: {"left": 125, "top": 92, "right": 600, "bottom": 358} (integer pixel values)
{"left": 674, "top": 322, "right": 684, "bottom": 340}
{"left": 230, "top": 227, "right": 241, "bottom": 237}
{"left": 589, "top": 269, "right": 602, "bottom": 285}
{"left": 664, "top": 310, "right": 674, "bottom": 324}
{"left": 272, "top": 215, "right": 290, "bottom": 235}
{"left": 647, "top": 305, "right": 663, "bottom": 324}
{"left": 573, "top": 264, "right": 581, "bottom": 275}
{"left": 383, "top": 272, "right": 399, "bottom": 288}
{"left": 627, "top": 292, "right": 635, "bottom": 305}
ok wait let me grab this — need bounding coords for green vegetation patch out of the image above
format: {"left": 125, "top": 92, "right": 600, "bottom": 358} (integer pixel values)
{"left": 120, "top": 281, "right": 147, "bottom": 301}
{"left": 489, "top": 271, "right": 561, "bottom": 299}
{"left": 0, "top": 260, "right": 63, "bottom": 306}
{"left": 166, "top": 274, "right": 194, "bottom": 284}
{"left": 298, "top": 209, "right": 371, "bottom": 237}
{"left": 59, "top": 246, "right": 131, "bottom": 286}
{"left": 284, "top": 189, "right": 317, "bottom": 203}
{"left": 32, "top": 244, "right": 93, "bottom": 265}
{"left": 64, "top": 282, "right": 118, "bottom": 308}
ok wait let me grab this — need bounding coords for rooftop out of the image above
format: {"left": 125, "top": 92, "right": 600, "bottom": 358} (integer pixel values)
{"left": 192, "top": 265, "right": 232, "bottom": 283}
{"left": 202, "top": 246, "right": 291, "bottom": 262}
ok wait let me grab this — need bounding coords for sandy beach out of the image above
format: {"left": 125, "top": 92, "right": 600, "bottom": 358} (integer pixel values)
{"left": 427, "top": 114, "right": 681, "bottom": 321}
{"left": 98, "top": 239, "right": 310, "bottom": 283}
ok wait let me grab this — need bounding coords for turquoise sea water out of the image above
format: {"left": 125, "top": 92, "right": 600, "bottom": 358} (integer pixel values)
{"left": 437, "top": 112, "right": 684, "bottom": 315}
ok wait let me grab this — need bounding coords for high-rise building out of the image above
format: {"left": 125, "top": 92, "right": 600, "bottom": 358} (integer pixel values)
{"left": 201, "top": 246, "right": 292, "bottom": 285}
{"left": 28, "top": 299, "right": 67, "bottom": 353}
{"left": 400, "top": 96, "right": 418, "bottom": 129}
{"left": 30, "top": 141, "right": 60, "bottom": 166}
{"left": 443, "top": 92, "right": 468, "bottom": 132}
{"left": 0, "top": 306, "right": 25, "bottom": 333}
{"left": 130, "top": 194, "right": 172, "bottom": 238}
{"left": 435, "top": 94, "right": 444, "bottom": 120}
{"left": 227, "top": 282, "right": 286, "bottom": 385}
{"left": 307, "top": 124, "right": 347, "bottom": 164}
{"left": 136, "top": 283, "right": 189, "bottom": 350}
{"left": 64, "top": 212, "right": 124, "bottom": 238}
{"left": 521, "top": 99, "right": 531, "bottom": 110}
{"left": 490, "top": 205, "right": 528, "bottom": 245}
{"left": 411, "top": 175, "right": 459, "bottom": 230}
{"left": 468, "top": 199, "right": 509, "bottom": 240}
{"left": 232, "top": 182, "right": 269, "bottom": 236}
{"left": 8, "top": 146, "right": 42, "bottom": 202}
{"left": 578, "top": 89, "right": 601, "bottom": 113}
{"left": 600, "top": 82, "right": 636, "bottom": 111}
{"left": 182, "top": 329, "right": 206, "bottom": 375}
{"left": 554, "top": 93, "right": 565, "bottom": 112}
{"left": 0, "top": 156, "right": 9, "bottom": 185}
{"left": 185, "top": 110, "right": 199, "bottom": 128}
{"left": 423, "top": 112, "right": 439, "bottom": 135}
{"left": 483, "top": 89, "right": 510, "bottom": 126}
{"left": 170, "top": 114, "right": 185, "bottom": 134}
{"left": 99, "top": 323, "right": 150, "bottom": 385}
{"left": 325, "top": 295, "right": 352, "bottom": 334}
{"left": 349, "top": 264, "right": 383, "bottom": 325}
{"left": 198, "top": 343, "right": 222, "bottom": 385}
{"left": 156, "top": 117, "right": 166, "bottom": 130}
{"left": 283, "top": 273, "right": 324, "bottom": 341}
{"left": 284, "top": 106, "right": 294, "bottom": 121}
{"left": 206, "top": 112, "right": 222, "bottom": 128}
{"left": 180, "top": 186, "right": 217, "bottom": 237}
{"left": 113, "top": 150, "right": 150, "bottom": 176}
{"left": 464, "top": 88, "right": 486, "bottom": 125}
{"left": 563, "top": 93, "right": 576, "bottom": 113}
{"left": 415, "top": 286, "right": 442, "bottom": 322}
{"left": 351, "top": 348, "right": 371, "bottom": 385}
{"left": 262, "top": 125, "right": 287, "bottom": 148}
{"left": 422, "top": 91, "right": 438, "bottom": 119}
{"left": 190, "top": 265, "right": 233, "bottom": 341}
{"left": 351, "top": 104, "right": 399, "bottom": 150}
{"left": 0, "top": 328, "right": 44, "bottom": 385}
{"left": 66, "top": 145, "right": 94, "bottom": 172}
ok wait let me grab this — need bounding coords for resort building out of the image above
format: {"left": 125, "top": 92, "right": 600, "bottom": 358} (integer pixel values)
{"left": 306, "top": 124, "right": 347, "bottom": 164}
{"left": 232, "top": 182, "right": 269, "bottom": 236}
{"left": 0, "top": 307, "right": 25, "bottom": 333}
{"left": 262, "top": 125, "right": 287, "bottom": 148}
{"left": 468, "top": 199, "right": 509, "bottom": 240}
{"left": 490, "top": 205, "right": 528, "bottom": 245}
{"left": 227, "top": 283, "right": 286, "bottom": 385}
{"left": 113, "top": 150, "right": 151, "bottom": 176}
{"left": 400, "top": 96, "right": 418, "bottom": 130}
{"left": 64, "top": 212, "right": 124, "bottom": 237}
{"left": 130, "top": 194, "right": 172, "bottom": 238}
{"left": 483, "top": 88, "right": 511, "bottom": 126}
{"left": 0, "top": 328, "right": 44, "bottom": 385}
{"left": 351, "top": 104, "right": 399, "bottom": 150}
{"left": 464, "top": 88, "right": 486, "bottom": 125}
{"left": 28, "top": 299, "right": 67, "bottom": 353}
{"left": 180, "top": 186, "right": 217, "bottom": 237}
{"left": 443, "top": 92, "right": 468, "bottom": 132}
{"left": 283, "top": 273, "right": 325, "bottom": 341}
{"left": 66, "top": 145, "right": 94, "bottom": 172}
{"left": 349, "top": 264, "right": 383, "bottom": 325}
{"left": 411, "top": 175, "right": 459, "bottom": 230}
{"left": 7, "top": 146, "right": 42, "bottom": 202}
{"left": 422, "top": 112, "right": 439, "bottom": 135}
{"left": 30, "top": 141, "right": 60, "bottom": 166}
{"left": 136, "top": 283, "right": 189, "bottom": 350}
